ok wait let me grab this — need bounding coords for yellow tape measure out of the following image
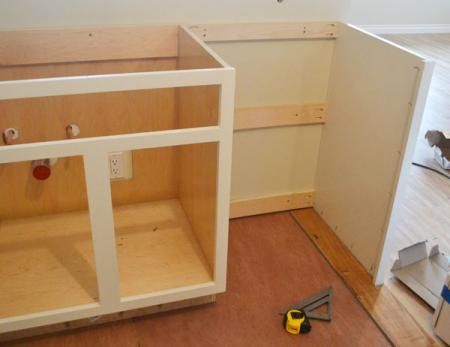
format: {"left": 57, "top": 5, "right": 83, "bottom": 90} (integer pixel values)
{"left": 284, "top": 309, "right": 312, "bottom": 335}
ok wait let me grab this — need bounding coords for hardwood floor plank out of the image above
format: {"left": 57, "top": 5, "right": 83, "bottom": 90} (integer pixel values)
{"left": 376, "top": 34, "right": 450, "bottom": 346}
{"left": 382, "top": 34, "right": 450, "bottom": 265}
{"left": 291, "top": 208, "right": 438, "bottom": 347}
{"left": 384, "top": 278, "right": 441, "bottom": 345}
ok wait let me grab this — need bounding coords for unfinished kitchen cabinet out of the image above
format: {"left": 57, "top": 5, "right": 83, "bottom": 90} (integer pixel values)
{"left": 0, "top": 25, "right": 234, "bottom": 334}
{"left": 0, "top": 20, "right": 433, "bottom": 338}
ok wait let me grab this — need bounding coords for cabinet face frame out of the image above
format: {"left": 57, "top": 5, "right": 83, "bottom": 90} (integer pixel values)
{"left": 0, "top": 26, "right": 235, "bottom": 333}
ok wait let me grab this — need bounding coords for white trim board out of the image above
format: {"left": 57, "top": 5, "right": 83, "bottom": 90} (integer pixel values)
{"left": 359, "top": 24, "right": 450, "bottom": 35}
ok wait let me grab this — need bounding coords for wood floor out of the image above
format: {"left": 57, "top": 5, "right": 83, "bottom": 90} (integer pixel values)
{"left": 383, "top": 34, "right": 450, "bottom": 262}
{"left": 5, "top": 213, "right": 389, "bottom": 347}
{"left": 292, "top": 209, "right": 440, "bottom": 347}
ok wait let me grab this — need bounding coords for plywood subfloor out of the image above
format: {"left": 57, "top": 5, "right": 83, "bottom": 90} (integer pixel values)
{"left": 7, "top": 213, "right": 390, "bottom": 346}
{"left": 0, "top": 199, "right": 212, "bottom": 318}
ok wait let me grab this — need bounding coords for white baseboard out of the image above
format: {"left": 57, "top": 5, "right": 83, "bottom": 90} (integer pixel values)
{"left": 358, "top": 24, "right": 450, "bottom": 35}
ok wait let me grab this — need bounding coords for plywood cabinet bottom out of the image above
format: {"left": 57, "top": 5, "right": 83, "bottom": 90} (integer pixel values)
{"left": 0, "top": 199, "right": 213, "bottom": 319}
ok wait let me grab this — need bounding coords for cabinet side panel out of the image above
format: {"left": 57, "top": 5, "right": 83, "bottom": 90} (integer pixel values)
{"left": 315, "top": 23, "right": 428, "bottom": 273}
{"left": 176, "top": 27, "right": 220, "bottom": 130}
{"left": 176, "top": 30, "right": 222, "bottom": 270}
{"left": 178, "top": 143, "right": 218, "bottom": 271}
{"left": 177, "top": 27, "right": 223, "bottom": 70}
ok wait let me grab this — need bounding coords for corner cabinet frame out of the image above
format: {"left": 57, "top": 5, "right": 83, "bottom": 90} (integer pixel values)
{"left": 192, "top": 22, "right": 433, "bottom": 285}
{"left": 0, "top": 26, "right": 235, "bottom": 333}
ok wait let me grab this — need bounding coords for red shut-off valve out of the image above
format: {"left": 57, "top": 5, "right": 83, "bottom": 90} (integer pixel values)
{"left": 32, "top": 159, "right": 52, "bottom": 181}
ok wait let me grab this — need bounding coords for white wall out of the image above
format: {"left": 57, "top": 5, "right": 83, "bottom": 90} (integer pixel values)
{"left": 1, "top": 0, "right": 449, "bottom": 29}
{"left": 349, "top": 0, "right": 450, "bottom": 25}
{"left": 0, "top": 0, "right": 350, "bottom": 29}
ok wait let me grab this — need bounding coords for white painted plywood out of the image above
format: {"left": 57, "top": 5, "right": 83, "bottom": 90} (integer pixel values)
{"left": 210, "top": 40, "right": 333, "bottom": 107}
{"left": 210, "top": 40, "right": 332, "bottom": 201}
{"left": 315, "top": 23, "right": 432, "bottom": 274}
{"left": 232, "top": 126, "right": 322, "bottom": 201}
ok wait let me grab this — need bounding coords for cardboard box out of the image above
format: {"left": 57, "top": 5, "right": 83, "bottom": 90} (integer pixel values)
{"left": 425, "top": 130, "right": 450, "bottom": 170}
{"left": 392, "top": 242, "right": 449, "bottom": 308}
{"left": 433, "top": 146, "right": 450, "bottom": 170}
{"left": 434, "top": 274, "right": 450, "bottom": 345}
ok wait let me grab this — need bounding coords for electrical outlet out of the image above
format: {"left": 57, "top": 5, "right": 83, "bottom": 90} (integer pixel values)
{"left": 109, "top": 151, "right": 132, "bottom": 180}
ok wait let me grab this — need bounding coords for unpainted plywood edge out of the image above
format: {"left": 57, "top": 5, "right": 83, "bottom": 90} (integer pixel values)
{"left": 230, "top": 192, "right": 314, "bottom": 219}
{"left": 0, "top": 295, "right": 215, "bottom": 343}
{"left": 291, "top": 208, "right": 438, "bottom": 347}
{"left": 178, "top": 26, "right": 231, "bottom": 69}
{"left": 188, "top": 22, "right": 337, "bottom": 42}
{"left": 234, "top": 103, "right": 326, "bottom": 130}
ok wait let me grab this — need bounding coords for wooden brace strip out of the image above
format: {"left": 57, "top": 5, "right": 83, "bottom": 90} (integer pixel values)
{"left": 234, "top": 103, "right": 326, "bottom": 130}
{"left": 188, "top": 22, "right": 337, "bottom": 42}
{"left": 0, "top": 26, "right": 179, "bottom": 66}
{"left": 230, "top": 192, "right": 314, "bottom": 219}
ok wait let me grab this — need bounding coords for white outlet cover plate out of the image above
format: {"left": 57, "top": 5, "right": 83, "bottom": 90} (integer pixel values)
{"left": 109, "top": 151, "right": 132, "bottom": 180}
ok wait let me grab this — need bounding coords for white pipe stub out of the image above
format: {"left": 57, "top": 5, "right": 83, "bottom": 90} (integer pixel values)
{"left": 66, "top": 123, "right": 80, "bottom": 138}
{"left": 3, "top": 128, "right": 19, "bottom": 144}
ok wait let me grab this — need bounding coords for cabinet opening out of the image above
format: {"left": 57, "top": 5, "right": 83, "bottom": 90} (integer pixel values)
{"left": 110, "top": 143, "right": 218, "bottom": 298}
{"left": 0, "top": 155, "right": 99, "bottom": 318}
